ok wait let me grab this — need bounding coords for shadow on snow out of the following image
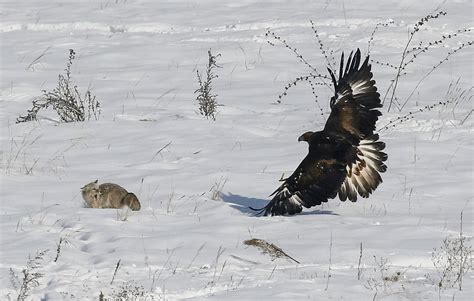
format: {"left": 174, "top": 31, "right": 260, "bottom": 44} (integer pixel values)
{"left": 221, "top": 193, "right": 338, "bottom": 216}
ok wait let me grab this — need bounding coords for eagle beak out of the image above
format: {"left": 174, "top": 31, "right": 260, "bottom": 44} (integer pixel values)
{"left": 298, "top": 135, "right": 304, "bottom": 142}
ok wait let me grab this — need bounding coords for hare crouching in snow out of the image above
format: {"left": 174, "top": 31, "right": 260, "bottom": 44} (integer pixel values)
{"left": 81, "top": 180, "right": 141, "bottom": 211}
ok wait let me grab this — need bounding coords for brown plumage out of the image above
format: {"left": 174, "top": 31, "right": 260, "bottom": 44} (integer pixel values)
{"left": 252, "top": 49, "right": 387, "bottom": 216}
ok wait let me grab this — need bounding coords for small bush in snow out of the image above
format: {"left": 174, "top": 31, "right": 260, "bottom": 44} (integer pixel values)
{"left": 431, "top": 212, "right": 472, "bottom": 291}
{"left": 210, "top": 176, "right": 227, "bottom": 201}
{"left": 363, "top": 255, "right": 406, "bottom": 294}
{"left": 194, "top": 49, "right": 221, "bottom": 121}
{"left": 100, "top": 281, "right": 155, "bottom": 301}
{"left": 17, "top": 49, "right": 101, "bottom": 123}
{"left": 9, "top": 249, "right": 48, "bottom": 301}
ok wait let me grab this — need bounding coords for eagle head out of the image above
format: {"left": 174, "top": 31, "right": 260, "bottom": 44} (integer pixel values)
{"left": 298, "top": 131, "right": 314, "bottom": 143}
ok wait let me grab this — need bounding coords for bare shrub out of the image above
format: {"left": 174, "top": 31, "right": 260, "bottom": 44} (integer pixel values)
{"left": 265, "top": 25, "right": 330, "bottom": 118}
{"left": 364, "top": 255, "right": 406, "bottom": 294}
{"left": 431, "top": 212, "right": 472, "bottom": 291}
{"left": 195, "top": 49, "right": 221, "bottom": 120}
{"left": 369, "top": 11, "right": 473, "bottom": 111}
{"left": 10, "top": 250, "right": 48, "bottom": 301}
{"left": 266, "top": 12, "right": 471, "bottom": 118}
{"left": 17, "top": 49, "right": 101, "bottom": 123}
{"left": 379, "top": 79, "right": 473, "bottom": 132}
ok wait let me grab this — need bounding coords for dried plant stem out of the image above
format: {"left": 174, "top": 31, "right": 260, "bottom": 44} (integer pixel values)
{"left": 150, "top": 141, "right": 172, "bottom": 162}
{"left": 380, "top": 79, "right": 472, "bottom": 132}
{"left": 54, "top": 237, "right": 65, "bottom": 263}
{"left": 384, "top": 11, "right": 448, "bottom": 111}
{"left": 110, "top": 259, "right": 121, "bottom": 285}
{"left": 325, "top": 230, "right": 333, "bottom": 291}
{"left": 357, "top": 242, "right": 363, "bottom": 280}
{"left": 400, "top": 41, "right": 473, "bottom": 110}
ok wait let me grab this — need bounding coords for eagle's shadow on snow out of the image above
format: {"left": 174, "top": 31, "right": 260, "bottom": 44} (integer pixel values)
{"left": 221, "top": 193, "right": 338, "bottom": 216}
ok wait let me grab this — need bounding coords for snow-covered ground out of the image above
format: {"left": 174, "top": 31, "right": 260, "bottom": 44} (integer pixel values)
{"left": 1, "top": 1, "right": 472, "bottom": 300}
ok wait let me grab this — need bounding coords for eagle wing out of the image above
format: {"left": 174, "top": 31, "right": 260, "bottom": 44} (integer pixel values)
{"left": 324, "top": 49, "right": 387, "bottom": 202}
{"left": 324, "top": 49, "right": 382, "bottom": 140}
{"left": 252, "top": 154, "right": 347, "bottom": 216}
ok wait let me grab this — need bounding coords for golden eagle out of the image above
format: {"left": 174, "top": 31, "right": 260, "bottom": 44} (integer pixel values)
{"left": 253, "top": 49, "right": 387, "bottom": 216}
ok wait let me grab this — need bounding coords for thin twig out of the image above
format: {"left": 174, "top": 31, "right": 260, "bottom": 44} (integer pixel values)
{"left": 150, "top": 141, "right": 172, "bottom": 162}
{"left": 325, "top": 230, "right": 333, "bottom": 291}
{"left": 25, "top": 47, "right": 52, "bottom": 71}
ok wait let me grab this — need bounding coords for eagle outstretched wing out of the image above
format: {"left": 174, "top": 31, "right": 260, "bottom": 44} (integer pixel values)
{"left": 253, "top": 49, "right": 387, "bottom": 216}
{"left": 325, "top": 49, "right": 387, "bottom": 202}
{"left": 325, "top": 49, "right": 382, "bottom": 140}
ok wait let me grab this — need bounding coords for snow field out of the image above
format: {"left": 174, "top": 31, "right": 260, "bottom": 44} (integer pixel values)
{"left": 1, "top": 1, "right": 472, "bottom": 300}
